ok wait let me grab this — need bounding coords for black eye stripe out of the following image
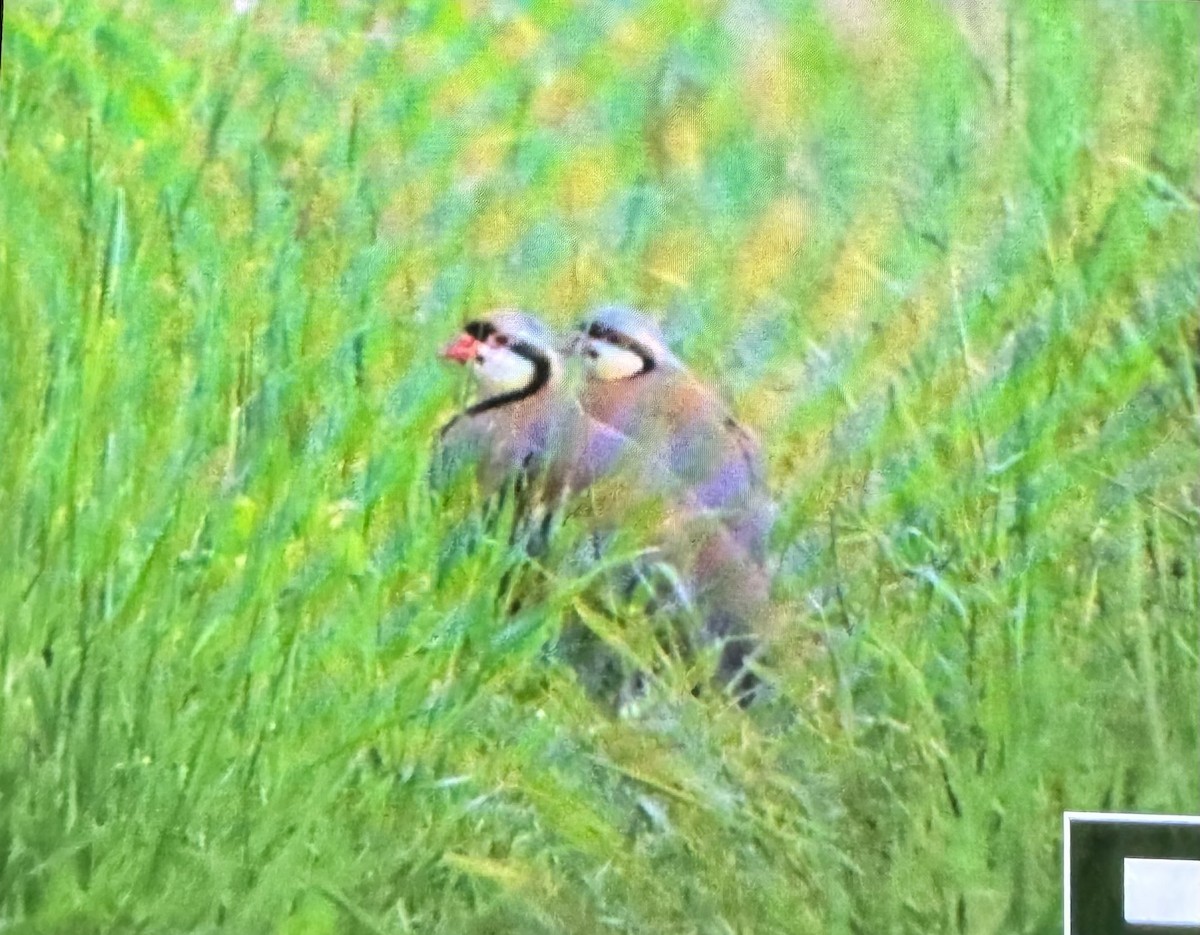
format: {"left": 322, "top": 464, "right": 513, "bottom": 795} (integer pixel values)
{"left": 585, "top": 323, "right": 634, "bottom": 350}
{"left": 579, "top": 322, "right": 656, "bottom": 374}
{"left": 464, "top": 320, "right": 496, "bottom": 341}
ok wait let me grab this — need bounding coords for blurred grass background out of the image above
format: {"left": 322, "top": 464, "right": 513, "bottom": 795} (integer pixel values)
{"left": 1, "top": 0, "right": 1198, "bottom": 932}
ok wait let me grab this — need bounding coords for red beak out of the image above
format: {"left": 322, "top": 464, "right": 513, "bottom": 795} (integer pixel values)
{"left": 440, "top": 333, "right": 479, "bottom": 364}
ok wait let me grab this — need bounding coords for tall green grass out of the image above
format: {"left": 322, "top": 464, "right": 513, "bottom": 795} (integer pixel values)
{"left": 1, "top": 1, "right": 1197, "bottom": 932}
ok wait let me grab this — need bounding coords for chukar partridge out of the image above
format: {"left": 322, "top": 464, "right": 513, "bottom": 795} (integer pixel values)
{"left": 436, "top": 309, "right": 766, "bottom": 704}
{"left": 436, "top": 309, "right": 685, "bottom": 698}
{"left": 570, "top": 305, "right": 776, "bottom": 564}
{"left": 436, "top": 310, "right": 638, "bottom": 512}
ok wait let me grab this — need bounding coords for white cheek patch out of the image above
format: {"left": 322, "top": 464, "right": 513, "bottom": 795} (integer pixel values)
{"left": 585, "top": 340, "right": 644, "bottom": 381}
{"left": 475, "top": 346, "right": 536, "bottom": 393}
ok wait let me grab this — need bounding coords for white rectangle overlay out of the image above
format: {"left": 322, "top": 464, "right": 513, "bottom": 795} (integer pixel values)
{"left": 1124, "top": 857, "right": 1200, "bottom": 927}
{"left": 1064, "top": 813, "right": 1200, "bottom": 935}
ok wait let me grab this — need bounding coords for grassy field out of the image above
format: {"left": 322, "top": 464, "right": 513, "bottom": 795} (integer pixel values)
{"left": 1, "top": 1, "right": 1198, "bottom": 932}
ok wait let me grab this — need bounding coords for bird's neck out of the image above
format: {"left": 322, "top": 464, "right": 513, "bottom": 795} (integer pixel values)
{"left": 466, "top": 353, "right": 554, "bottom": 417}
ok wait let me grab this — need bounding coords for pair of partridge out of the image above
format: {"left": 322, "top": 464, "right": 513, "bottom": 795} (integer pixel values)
{"left": 435, "top": 306, "right": 774, "bottom": 701}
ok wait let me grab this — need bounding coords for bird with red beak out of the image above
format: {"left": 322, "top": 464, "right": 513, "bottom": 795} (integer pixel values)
{"left": 434, "top": 311, "right": 773, "bottom": 707}
{"left": 434, "top": 310, "right": 645, "bottom": 507}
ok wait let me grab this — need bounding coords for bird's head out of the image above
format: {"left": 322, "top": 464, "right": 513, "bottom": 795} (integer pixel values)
{"left": 569, "top": 304, "right": 678, "bottom": 381}
{"left": 440, "top": 310, "right": 557, "bottom": 398}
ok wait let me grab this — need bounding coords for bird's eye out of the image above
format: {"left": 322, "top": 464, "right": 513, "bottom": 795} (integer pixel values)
{"left": 584, "top": 348, "right": 599, "bottom": 359}
{"left": 493, "top": 334, "right": 509, "bottom": 347}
